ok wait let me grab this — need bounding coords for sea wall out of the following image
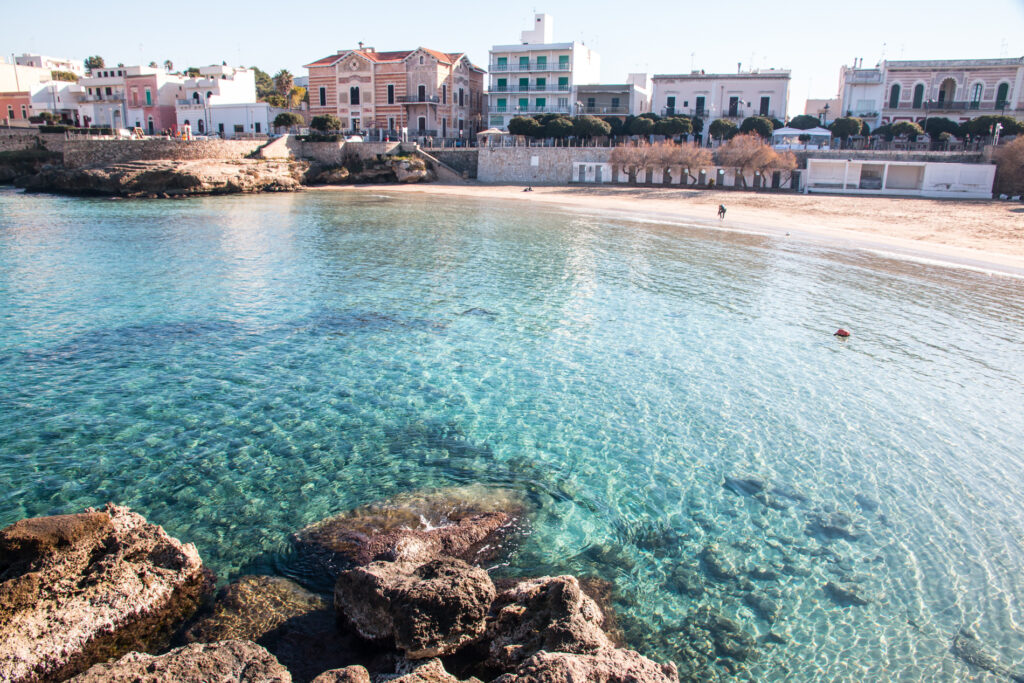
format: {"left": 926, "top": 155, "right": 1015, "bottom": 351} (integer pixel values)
{"left": 798, "top": 149, "right": 986, "bottom": 164}
{"left": 62, "top": 139, "right": 265, "bottom": 168}
{"left": 0, "top": 130, "right": 40, "bottom": 152}
{"left": 478, "top": 147, "right": 612, "bottom": 184}
{"left": 424, "top": 149, "right": 478, "bottom": 178}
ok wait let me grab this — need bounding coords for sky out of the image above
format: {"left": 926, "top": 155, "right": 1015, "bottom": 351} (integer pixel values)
{"left": 3, "top": 0, "right": 1023, "bottom": 118}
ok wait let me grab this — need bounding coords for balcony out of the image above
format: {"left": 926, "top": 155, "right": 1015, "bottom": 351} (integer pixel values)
{"left": 488, "top": 105, "right": 572, "bottom": 115}
{"left": 662, "top": 107, "right": 710, "bottom": 118}
{"left": 397, "top": 95, "right": 441, "bottom": 104}
{"left": 488, "top": 61, "right": 572, "bottom": 73}
{"left": 489, "top": 85, "right": 571, "bottom": 93}
{"left": 847, "top": 71, "right": 882, "bottom": 83}
{"left": 579, "top": 106, "right": 628, "bottom": 115}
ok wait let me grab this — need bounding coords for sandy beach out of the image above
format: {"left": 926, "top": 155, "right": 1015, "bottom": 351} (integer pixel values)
{"left": 314, "top": 183, "right": 1024, "bottom": 276}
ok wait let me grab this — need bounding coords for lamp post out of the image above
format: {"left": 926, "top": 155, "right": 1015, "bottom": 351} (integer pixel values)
{"left": 822, "top": 102, "right": 830, "bottom": 126}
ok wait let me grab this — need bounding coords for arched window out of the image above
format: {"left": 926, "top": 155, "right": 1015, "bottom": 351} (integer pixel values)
{"left": 996, "top": 83, "right": 1010, "bottom": 108}
{"left": 147, "top": 116, "right": 154, "bottom": 135}
{"left": 192, "top": 92, "right": 200, "bottom": 103}
{"left": 350, "top": 86, "right": 360, "bottom": 105}
{"left": 970, "top": 83, "right": 983, "bottom": 106}
{"left": 197, "top": 119, "right": 204, "bottom": 133}
{"left": 206, "top": 91, "right": 212, "bottom": 99}
{"left": 888, "top": 83, "right": 900, "bottom": 109}
{"left": 913, "top": 84, "right": 924, "bottom": 109}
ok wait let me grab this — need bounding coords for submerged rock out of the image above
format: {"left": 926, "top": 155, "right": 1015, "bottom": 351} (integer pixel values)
{"left": 68, "top": 639, "right": 290, "bottom": 682}
{"left": 492, "top": 649, "right": 679, "bottom": 683}
{"left": 824, "top": 580, "right": 870, "bottom": 606}
{"left": 292, "top": 487, "right": 524, "bottom": 584}
{"left": 950, "top": 628, "right": 1014, "bottom": 677}
{"left": 484, "top": 575, "right": 613, "bottom": 671}
{"left": 807, "top": 511, "right": 866, "bottom": 541}
{"left": 184, "top": 574, "right": 380, "bottom": 682}
{"left": 335, "top": 558, "right": 495, "bottom": 659}
{"left": 17, "top": 159, "right": 306, "bottom": 197}
{"left": 683, "top": 606, "right": 758, "bottom": 663}
{"left": 0, "top": 504, "right": 210, "bottom": 683}
{"left": 700, "top": 544, "right": 741, "bottom": 581}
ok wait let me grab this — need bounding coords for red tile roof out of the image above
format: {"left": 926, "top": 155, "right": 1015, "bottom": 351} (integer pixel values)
{"left": 305, "top": 48, "right": 478, "bottom": 69}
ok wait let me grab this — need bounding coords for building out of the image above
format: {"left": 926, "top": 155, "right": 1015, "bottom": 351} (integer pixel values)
{"left": 173, "top": 65, "right": 269, "bottom": 137}
{"left": 305, "top": 45, "right": 485, "bottom": 139}
{"left": 77, "top": 65, "right": 132, "bottom": 129}
{"left": 838, "top": 57, "right": 1024, "bottom": 128}
{"left": 1, "top": 61, "right": 53, "bottom": 126}
{"left": 29, "top": 80, "right": 86, "bottom": 123}
{"left": 804, "top": 158, "right": 995, "bottom": 198}
{"left": 15, "top": 53, "right": 85, "bottom": 77}
{"left": 486, "top": 13, "right": 601, "bottom": 129}
{"left": 126, "top": 70, "right": 185, "bottom": 134}
{"left": 652, "top": 67, "right": 790, "bottom": 138}
{"left": 575, "top": 74, "right": 651, "bottom": 118}
{"left": 804, "top": 97, "right": 840, "bottom": 124}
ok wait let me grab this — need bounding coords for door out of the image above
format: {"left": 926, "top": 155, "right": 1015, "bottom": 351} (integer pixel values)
{"left": 913, "top": 84, "right": 924, "bottom": 109}
{"left": 728, "top": 96, "right": 739, "bottom": 116}
{"left": 418, "top": 85, "right": 426, "bottom": 102}
{"left": 519, "top": 77, "right": 529, "bottom": 92}
{"left": 759, "top": 96, "right": 770, "bottom": 116}
{"left": 417, "top": 117, "right": 426, "bottom": 132}
{"left": 695, "top": 96, "right": 705, "bottom": 115}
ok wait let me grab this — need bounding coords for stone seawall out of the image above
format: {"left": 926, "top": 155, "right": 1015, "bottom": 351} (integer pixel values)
{"left": 0, "top": 131, "right": 40, "bottom": 153}
{"left": 424, "top": 149, "right": 478, "bottom": 178}
{"left": 63, "top": 139, "right": 265, "bottom": 168}
{"left": 478, "top": 147, "right": 613, "bottom": 184}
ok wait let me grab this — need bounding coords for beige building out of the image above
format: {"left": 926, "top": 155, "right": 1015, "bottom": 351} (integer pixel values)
{"left": 305, "top": 46, "right": 485, "bottom": 140}
{"left": 652, "top": 68, "right": 791, "bottom": 138}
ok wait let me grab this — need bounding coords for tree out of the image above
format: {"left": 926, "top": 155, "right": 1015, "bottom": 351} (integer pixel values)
{"left": 274, "top": 69, "right": 294, "bottom": 99}
{"left": 274, "top": 112, "right": 304, "bottom": 131}
{"left": 828, "top": 117, "right": 862, "bottom": 140}
{"left": 310, "top": 114, "right": 342, "bottom": 132}
{"left": 265, "top": 94, "right": 287, "bottom": 108}
{"left": 715, "top": 133, "right": 796, "bottom": 187}
{"left": 924, "top": 117, "right": 959, "bottom": 140}
{"left": 185, "top": 66, "right": 201, "bottom": 77}
{"left": 84, "top": 56, "right": 104, "bottom": 71}
{"left": 788, "top": 114, "right": 820, "bottom": 130}
{"left": 739, "top": 116, "right": 774, "bottom": 139}
{"left": 609, "top": 143, "right": 657, "bottom": 183}
{"left": 708, "top": 118, "right": 738, "bottom": 140}
{"left": 507, "top": 116, "right": 542, "bottom": 137}
{"left": 654, "top": 116, "right": 693, "bottom": 138}
{"left": 994, "top": 136, "right": 1024, "bottom": 195}
{"left": 288, "top": 86, "right": 307, "bottom": 109}
{"left": 890, "top": 121, "right": 923, "bottom": 139}
{"left": 770, "top": 118, "right": 785, "bottom": 131}
{"left": 627, "top": 116, "right": 655, "bottom": 136}
{"left": 252, "top": 67, "right": 276, "bottom": 101}
{"left": 163, "top": 60, "right": 174, "bottom": 72}
{"left": 860, "top": 120, "right": 871, "bottom": 137}
{"left": 50, "top": 70, "right": 79, "bottom": 82}
{"left": 601, "top": 116, "right": 624, "bottom": 136}
{"left": 544, "top": 116, "right": 574, "bottom": 139}
{"left": 652, "top": 141, "right": 713, "bottom": 184}
{"left": 872, "top": 123, "right": 893, "bottom": 141}
{"left": 572, "top": 115, "right": 612, "bottom": 139}
{"left": 963, "top": 115, "right": 1023, "bottom": 138}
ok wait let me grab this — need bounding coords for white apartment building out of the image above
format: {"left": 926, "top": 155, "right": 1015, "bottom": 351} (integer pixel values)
{"left": 838, "top": 57, "right": 1024, "bottom": 128}
{"left": 652, "top": 68, "right": 791, "bottom": 137}
{"left": 16, "top": 53, "right": 85, "bottom": 77}
{"left": 77, "top": 65, "right": 135, "bottom": 129}
{"left": 29, "top": 80, "right": 86, "bottom": 121}
{"left": 575, "top": 74, "right": 651, "bottom": 118}
{"left": 487, "top": 13, "right": 600, "bottom": 129}
{"left": 174, "top": 66, "right": 268, "bottom": 137}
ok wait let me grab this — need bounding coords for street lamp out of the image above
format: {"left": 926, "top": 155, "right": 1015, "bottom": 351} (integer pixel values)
{"left": 822, "top": 102, "right": 830, "bottom": 126}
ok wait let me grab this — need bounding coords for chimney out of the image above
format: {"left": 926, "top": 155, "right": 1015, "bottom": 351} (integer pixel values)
{"left": 737, "top": 62, "right": 742, "bottom": 73}
{"left": 358, "top": 41, "right": 364, "bottom": 50}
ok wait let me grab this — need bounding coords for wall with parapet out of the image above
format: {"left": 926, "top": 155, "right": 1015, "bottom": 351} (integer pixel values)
{"left": 62, "top": 139, "right": 264, "bottom": 168}
{"left": 425, "top": 149, "right": 478, "bottom": 178}
{"left": 0, "top": 130, "right": 40, "bottom": 152}
{"left": 478, "top": 147, "right": 612, "bottom": 183}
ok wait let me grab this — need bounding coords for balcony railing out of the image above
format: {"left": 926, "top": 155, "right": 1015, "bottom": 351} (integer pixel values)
{"left": 488, "top": 62, "right": 572, "bottom": 73}
{"left": 662, "top": 107, "right": 709, "bottom": 118}
{"left": 847, "top": 72, "right": 882, "bottom": 83}
{"left": 894, "top": 100, "right": 981, "bottom": 111}
{"left": 488, "top": 105, "right": 572, "bottom": 114}
{"left": 579, "top": 106, "right": 628, "bottom": 115}
{"left": 489, "top": 85, "right": 571, "bottom": 93}
{"left": 397, "top": 95, "right": 441, "bottom": 104}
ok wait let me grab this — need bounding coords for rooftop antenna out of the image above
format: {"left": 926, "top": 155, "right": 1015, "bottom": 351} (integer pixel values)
{"left": 690, "top": 52, "right": 695, "bottom": 71}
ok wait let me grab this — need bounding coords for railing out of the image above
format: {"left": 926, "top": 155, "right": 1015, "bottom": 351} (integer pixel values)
{"left": 397, "top": 95, "right": 440, "bottom": 104}
{"left": 662, "top": 107, "right": 711, "bottom": 118}
{"left": 408, "top": 129, "right": 439, "bottom": 137}
{"left": 847, "top": 72, "right": 882, "bottom": 83}
{"left": 488, "top": 105, "right": 572, "bottom": 114}
{"left": 488, "top": 62, "right": 572, "bottom": 73}
{"left": 895, "top": 100, "right": 982, "bottom": 111}
{"left": 489, "top": 85, "right": 571, "bottom": 93}
{"left": 579, "top": 106, "right": 628, "bottom": 115}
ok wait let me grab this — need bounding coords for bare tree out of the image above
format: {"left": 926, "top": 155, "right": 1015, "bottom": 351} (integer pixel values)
{"left": 715, "top": 133, "right": 795, "bottom": 187}
{"left": 652, "top": 142, "right": 713, "bottom": 185}
{"left": 609, "top": 143, "right": 658, "bottom": 183}
{"left": 994, "top": 137, "right": 1024, "bottom": 195}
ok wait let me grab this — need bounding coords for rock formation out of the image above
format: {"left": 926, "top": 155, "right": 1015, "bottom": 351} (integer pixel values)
{"left": 67, "top": 639, "right": 290, "bottom": 682}
{"left": 0, "top": 504, "right": 209, "bottom": 683}
{"left": 335, "top": 558, "right": 495, "bottom": 659}
{"left": 492, "top": 650, "right": 679, "bottom": 683}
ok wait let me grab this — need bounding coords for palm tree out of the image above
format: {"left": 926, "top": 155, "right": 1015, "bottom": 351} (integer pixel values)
{"left": 163, "top": 60, "right": 174, "bottom": 72}
{"left": 274, "top": 70, "right": 294, "bottom": 100}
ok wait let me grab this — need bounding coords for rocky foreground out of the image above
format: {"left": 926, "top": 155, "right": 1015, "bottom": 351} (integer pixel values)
{"left": 0, "top": 490, "right": 678, "bottom": 683}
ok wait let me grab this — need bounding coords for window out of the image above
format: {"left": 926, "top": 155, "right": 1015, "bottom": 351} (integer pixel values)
{"left": 536, "top": 56, "right": 547, "bottom": 69}
{"left": 695, "top": 96, "right": 705, "bottom": 114}
{"left": 206, "top": 91, "right": 212, "bottom": 100}
{"left": 105, "top": 87, "right": 112, "bottom": 95}
{"left": 442, "top": 85, "right": 446, "bottom": 104}
{"left": 535, "top": 97, "right": 546, "bottom": 110}
{"left": 218, "top": 123, "right": 225, "bottom": 133}
{"left": 388, "top": 117, "right": 395, "bottom": 130}
{"left": 418, "top": 85, "right": 426, "bottom": 101}
{"left": 145, "top": 88, "right": 152, "bottom": 106}
{"left": 255, "top": 122, "right": 261, "bottom": 133}
{"left": 458, "top": 88, "right": 464, "bottom": 106}
{"left": 558, "top": 55, "right": 569, "bottom": 69}
{"left": 131, "top": 89, "right": 138, "bottom": 106}
{"left": 519, "top": 56, "right": 529, "bottom": 70}
{"left": 350, "top": 86, "right": 360, "bottom": 105}
{"left": 889, "top": 83, "right": 901, "bottom": 109}
{"left": 193, "top": 92, "right": 200, "bottom": 103}
{"left": 318, "top": 87, "right": 326, "bottom": 107}
{"left": 519, "top": 77, "right": 529, "bottom": 91}
{"left": 20, "top": 105, "right": 27, "bottom": 118}
{"left": 558, "top": 97, "right": 568, "bottom": 108}
{"left": 760, "top": 96, "right": 770, "bottom": 116}
{"left": 666, "top": 95, "right": 676, "bottom": 113}
{"left": 518, "top": 97, "right": 528, "bottom": 110}
{"left": 996, "top": 83, "right": 1010, "bottom": 108}
{"left": 558, "top": 77, "right": 568, "bottom": 91}
{"left": 611, "top": 97, "right": 620, "bottom": 108}
{"left": 497, "top": 98, "right": 507, "bottom": 111}
{"left": 234, "top": 124, "right": 244, "bottom": 133}
{"left": 587, "top": 97, "right": 595, "bottom": 108}
{"left": 419, "top": 56, "right": 424, "bottom": 64}
{"left": 6, "top": 106, "right": 13, "bottom": 120}
{"left": 912, "top": 84, "right": 924, "bottom": 109}
{"left": 497, "top": 78, "right": 507, "bottom": 91}
{"left": 497, "top": 57, "right": 507, "bottom": 71}
{"left": 536, "top": 77, "right": 546, "bottom": 90}
{"left": 728, "top": 96, "right": 739, "bottom": 116}
{"left": 458, "top": 118, "right": 464, "bottom": 132}
{"left": 387, "top": 84, "right": 394, "bottom": 104}
{"left": 350, "top": 118, "right": 359, "bottom": 130}
{"left": 971, "top": 83, "right": 983, "bottom": 106}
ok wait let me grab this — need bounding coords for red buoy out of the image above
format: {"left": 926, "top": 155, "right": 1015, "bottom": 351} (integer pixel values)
{"left": 834, "top": 328, "right": 851, "bottom": 337}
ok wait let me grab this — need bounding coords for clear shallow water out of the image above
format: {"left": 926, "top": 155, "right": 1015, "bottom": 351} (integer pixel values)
{"left": 1, "top": 186, "right": 1023, "bottom": 680}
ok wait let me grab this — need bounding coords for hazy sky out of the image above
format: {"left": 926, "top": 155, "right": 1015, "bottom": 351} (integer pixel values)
{"left": 3, "top": 0, "right": 1023, "bottom": 117}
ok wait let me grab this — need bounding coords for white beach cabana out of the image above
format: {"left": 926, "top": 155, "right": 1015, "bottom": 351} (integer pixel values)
{"left": 772, "top": 126, "right": 832, "bottom": 149}
{"left": 477, "top": 128, "right": 509, "bottom": 147}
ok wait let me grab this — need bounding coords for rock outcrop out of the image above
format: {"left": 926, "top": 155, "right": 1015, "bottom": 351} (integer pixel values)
{"left": 335, "top": 558, "right": 495, "bottom": 659}
{"left": 310, "top": 666, "right": 372, "bottom": 683}
{"left": 16, "top": 159, "right": 306, "bottom": 197}
{"left": 492, "top": 650, "right": 679, "bottom": 683}
{"left": 292, "top": 487, "right": 523, "bottom": 585}
{"left": 484, "top": 575, "right": 613, "bottom": 670}
{"left": 306, "top": 157, "right": 431, "bottom": 185}
{"left": 68, "top": 639, "right": 291, "bottom": 682}
{"left": 0, "top": 504, "right": 209, "bottom": 683}
{"left": 380, "top": 658, "right": 483, "bottom": 683}
{"left": 184, "top": 574, "right": 382, "bottom": 682}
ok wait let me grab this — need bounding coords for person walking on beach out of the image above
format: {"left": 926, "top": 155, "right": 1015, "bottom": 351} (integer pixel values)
{"left": 718, "top": 204, "right": 727, "bottom": 220}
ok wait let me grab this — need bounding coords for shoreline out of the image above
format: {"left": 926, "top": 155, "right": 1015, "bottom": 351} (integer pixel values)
{"left": 311, "top": 183, "right": 1024, "bottom": 278}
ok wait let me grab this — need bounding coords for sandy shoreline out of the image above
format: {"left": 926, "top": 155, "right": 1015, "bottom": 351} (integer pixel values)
{"left": 311, "top": 183, "right": 1024, "bottom": 277}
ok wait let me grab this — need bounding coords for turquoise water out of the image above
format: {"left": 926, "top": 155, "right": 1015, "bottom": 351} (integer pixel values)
{"left": 1, "top": 186, "right": 1023, "bottom": 680}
